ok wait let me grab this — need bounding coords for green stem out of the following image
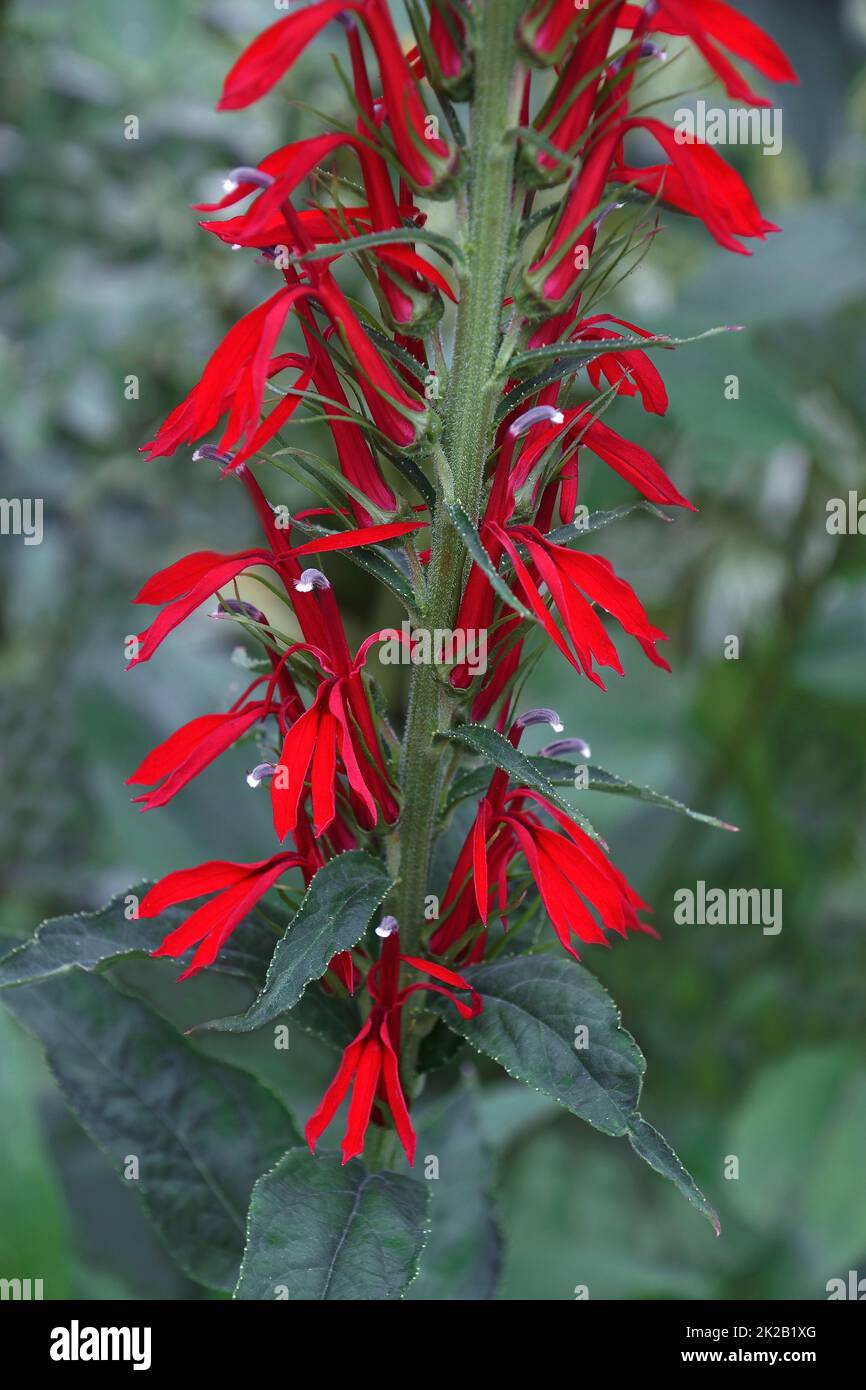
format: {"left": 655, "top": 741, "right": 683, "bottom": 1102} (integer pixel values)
{"left": 393, "top": 0, "right": 525, "bottom": 1092}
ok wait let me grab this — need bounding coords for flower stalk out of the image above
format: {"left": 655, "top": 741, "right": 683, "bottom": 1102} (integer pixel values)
{"left": 395, "top": 0, "right": 525, "bottom": 981}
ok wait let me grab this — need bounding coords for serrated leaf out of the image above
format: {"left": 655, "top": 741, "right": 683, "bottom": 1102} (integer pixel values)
{"left": 235, "top": 1148, "right": 429, "bottom": 1300}
{"left": 445, "top": 756, "right": 736, "bottom": 832}
{"left": 429, "top": 957, "right": 718, "bottom": 1232}
{"left": 407, "top": 1079, "right": 502, "bottom": 1301}
{"left": 554, "top": 761, "right": 737, "bottom": 831}
{"left": 507, "top": 325, "right": 737, "bottom": 379}
{"left": 2, "top": 969, "right": 296, "bottom": 1290}
{"left": 445, "top": 500, "right": 532, "bottom": 620}
{"left": 438, "top": 724, "right": 602, "bottom": 842}
{"left": 0, "top": 884, "right": 276, "bottom": 991}
{"left": 542, "top": 500, "right": 674, "bottom": 545}
{"left": 626, "top": 1116, "right": 719, "bottom": 1234}
{"left": 202, "top": 851, "right": 392, "bottom": 1035}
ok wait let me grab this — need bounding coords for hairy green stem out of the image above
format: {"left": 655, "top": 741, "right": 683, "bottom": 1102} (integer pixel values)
{"left": 393, "top": 0, "right": 525, "bottom": 1099}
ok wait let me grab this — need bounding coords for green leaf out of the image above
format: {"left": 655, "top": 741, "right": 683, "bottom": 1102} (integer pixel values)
{"left": 297, "top": 224, "right": 464, "bottom": 268}
{"left": 446, "top": 757, "right": 736, "bottom": 832}
{"left": 438, "top": 723, "right": 602, "bottom": 842}
{"left": 235, "top": 1148, "right": 430, "bottom": 1300}
{"left": 445, "top": 500, "right": 533, "bottom": 620}
{"left": 542, "top": 500, "right": 674, "bottom": 545}
{"left": 0, "top": 884, "right": 275, "bottom": 991}
{"left": 567, "top": 762, "right": 737, "bottom": 831}
{"left": 407, "top": 1079, "right": 502, "bottom": 1301}
{"left": 201, "top": 851, "right": 393, "bottom": 1035}
{"left": 2, "top": 969, "right": 295, "bottom": 1290}
{"left": 429, "top": 957, "right": 719, "bottom": 1232}
{"left": 291, "top": 988, "right": 361, "bottom": 1054}
{"left": 507, "top": 325, "right": 738, "bottom": 379}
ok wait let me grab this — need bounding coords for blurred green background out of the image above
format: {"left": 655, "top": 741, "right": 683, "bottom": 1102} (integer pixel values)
{"left": 1, "top": 0, "right": 865, "bottom": 1300}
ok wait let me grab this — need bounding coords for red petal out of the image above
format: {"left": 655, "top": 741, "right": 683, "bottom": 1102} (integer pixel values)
{"left": 219, "top": 2, "right": 354, "bottom": 111}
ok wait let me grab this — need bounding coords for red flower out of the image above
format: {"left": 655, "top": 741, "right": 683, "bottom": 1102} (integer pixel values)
{"left": 305, "top": 926, "right": 481, "bottom": 1164}
{"left": 519, "top": 0, "right": 623, "bottom": 67}
{"left": 573, "top": 315, "right": 670, "bottom": 416}
{"left": 513, "top": 402, "right": 692, "bottom": 511}
{"left": 141, "top": 288, "right": 310, "bottom": 462}
{"left": 456, "top": 521, "right": 670, "bottom": 691}
{"left": 140, "top": 851, "right": 311, "bottom": 979}
{"left": 620, "top": 0, "right": 798, "bottom": 107}
{"left": 432, "top": 712, "right": 655, "bottom": 961}
{"left": 127, "top": 694, "right": 273, "bottom": 811}
{"left": 218, "top": 0, "right": 458, "bottom": 195}
{"left": 612, "top": 117, "right": 779, "bottom": 255}
{"left": 428, "top": 2, "right": 471, "bottom": 96}
{"left": 127, "top": 548, "right": 278, "bottom": 668}
{"left": 143, "top": 278, "right": 427, "bottom": 461}
{"left": 522, "top": 1, "right": 627, "bottom": 182}
{"left": 270, "top": 621, "right": 400, "bottom": 839}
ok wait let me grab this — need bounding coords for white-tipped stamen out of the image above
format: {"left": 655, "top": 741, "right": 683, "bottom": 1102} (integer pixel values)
{"left": 193, "top": 445, "right": 236, "bottom": 466}
{"left": 246, "top": 763, "right": 277, "bottom": 789}
{"left": 226, "top": 166, "right": 275, "bottom": 191}
{"left": 509, "top": 405, "right": 565, "bottom": 439}
{"left": 294, "top": 567, "right": 330, "bottom": 594}
{"left": 515, "top": 707, "right": 565, "bottom": 734}
{"left": 376, "top": 914, "right": 399, "bottom": 938}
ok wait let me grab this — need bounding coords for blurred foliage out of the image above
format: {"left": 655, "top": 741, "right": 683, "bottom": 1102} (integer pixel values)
{"left": 1, "top": 0, "right": 865, "bottom": 1300}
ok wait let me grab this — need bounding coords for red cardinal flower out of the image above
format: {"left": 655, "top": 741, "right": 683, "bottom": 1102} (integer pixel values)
{"left": 143, "top": 277, "right": 427, "bottom": 461}
{"left": 427, "top": 2, "right": 472, "bottom": 97}
{"left": 141, "top": 288, "right": 310, "bottom": 462}
{"left": 269, "top": 606, "right": 400, "bottom": 839}
{"left": 140, "top": 850, "right": 313, "bottom": 979}
{"left": 127, "top": 548, "right": 279, "bottom": 668}
{"left": 612, "top": 117, "right": 779, "bottom": 255}
{"left": 305, "top": 924, "right": 481, "bottom": 1164}
{"left": 513, "top": 402, "right": 691, "bottom": 511}
{"left": 218, "top": 0, "right": 458, "bottom": 195}
{"left": 127, "top": 692, "right": 274, "bottom": 811}
{"left": 620, "top": 0, "right": 798, "bottom": 107}
{"left": 573, "top": 315, "right": 670, "bottom": 416}
{"left": 519, "top": 0, "right": 622, "bottom": 67}
{"left": 522, "top": 1, "right": 628, "bottom": 182}
{"left": 432, "top": 711, "right": 655, "bottom": 961}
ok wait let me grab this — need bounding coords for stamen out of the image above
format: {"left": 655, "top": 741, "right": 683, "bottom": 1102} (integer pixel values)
{"left": 538, "top": 737, "right": 592, "bottom": 759}
{"left": 593, "top": 201, "right": 625, "bottom": 231}
{"left": 509, "top": 405, "right": 565, "bottom": 439}
{"left": 294, "top": 568, "right": 331, "bottom": 593}
{"left": 225, "top": 165, "right": 276, "bottom": 191}
{"left": 515, "top": 708, "right": 564, "bottom": 733}
{"left": 609, "top": 39, "right": 666, "bottom": 74}
{"left": 210, "top": 598, "right": 269, "bottom": 625}
{"left": 193, "top": 445, "right": 236, "bottom": 466}
{"left": 246, "top": 763, "right": 277, "bottom": 788}
{"left": 376, "top": 914, "right": 399, "bottom": 938}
